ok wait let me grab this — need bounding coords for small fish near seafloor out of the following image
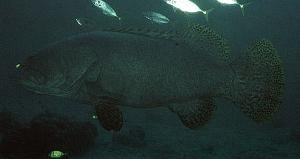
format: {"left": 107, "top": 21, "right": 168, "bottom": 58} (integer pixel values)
{"left": 91, "top": 0, "right": 121, "bottom": 20}
{"left": 17, "top": 25, "right": 284, "bottom": 132}
{"left": 48, "top": 150, "right": 67, "bottom": 159}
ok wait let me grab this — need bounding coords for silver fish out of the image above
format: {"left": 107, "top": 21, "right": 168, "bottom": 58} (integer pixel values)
{"left": 143, "top": 11, "right": 170, "bottom": 24}
{"left": 91, "top": 0, "right": 121, "bottom": 20}
{"left": 75, "top": 17, "right": 95, "bottom": 27}
{"left": 164, "top": 0, "right": 203, "bottom": 13}
{"left": 163, "top": 0, "right": 214, "bottom": 21}
{"left": 216, "top": 0, "right": 253, "bottom": 16}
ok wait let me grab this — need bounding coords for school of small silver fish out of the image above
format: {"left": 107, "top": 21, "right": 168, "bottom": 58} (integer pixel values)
{"left": 84, "top": 0, "right": 254, "bottom": 25}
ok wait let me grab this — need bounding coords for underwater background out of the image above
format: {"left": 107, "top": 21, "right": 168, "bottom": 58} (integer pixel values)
{"left": 0, "top": 0, "right": 300, "bottom": 158}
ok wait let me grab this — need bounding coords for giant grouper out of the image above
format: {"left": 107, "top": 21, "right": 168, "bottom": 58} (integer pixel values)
{"left": 17, "top": 25, "right": 284, "bottom": 131}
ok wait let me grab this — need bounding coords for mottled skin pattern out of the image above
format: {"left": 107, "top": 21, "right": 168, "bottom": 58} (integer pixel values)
{"left": 19, "top": 27, "right": 284, "bottom": 131}
{"left": 19, "top": 31, "right": 233, "bottom": 108}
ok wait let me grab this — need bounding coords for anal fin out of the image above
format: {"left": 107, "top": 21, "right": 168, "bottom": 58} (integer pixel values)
{"left": 95, "top": 97, "right": 123, "bottom": 131}
{"left": 169, "top": 98, "right": 215, "bottom": 129}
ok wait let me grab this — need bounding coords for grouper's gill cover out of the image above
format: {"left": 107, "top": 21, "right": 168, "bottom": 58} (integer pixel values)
{"left": 20, "top": 38, "right": 98, "bottom": 97}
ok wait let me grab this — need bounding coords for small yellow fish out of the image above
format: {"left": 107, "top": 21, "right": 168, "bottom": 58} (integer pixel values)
{"left": 16, "top": 63, "right": 21, "bottom": 69}
{"left": 48, "top": 150, "right": 67, "bottom": 158}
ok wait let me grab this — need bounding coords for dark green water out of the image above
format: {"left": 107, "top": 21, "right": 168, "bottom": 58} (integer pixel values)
{"left": 1, "top": 0, "right": 299, "bottom": 158}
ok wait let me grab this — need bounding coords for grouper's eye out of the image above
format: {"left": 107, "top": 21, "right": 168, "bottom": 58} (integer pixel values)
{"left": 18, "top": 55, "right": 49, "bottom": 85}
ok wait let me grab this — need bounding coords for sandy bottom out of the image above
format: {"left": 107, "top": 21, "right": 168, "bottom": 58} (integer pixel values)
{"left": 74, "top": 125, "right": 300, "bottom": 159}
{"left": 1, "top": 96, "right": 299, "bottom": 159}
{"left": 73, "top": 107, "right": 300, "bottom": 159}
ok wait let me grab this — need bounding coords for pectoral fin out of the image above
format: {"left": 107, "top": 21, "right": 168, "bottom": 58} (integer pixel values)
{"left": 86, "top": 80, "right": 124, "bottom": 131}
{"left": 169, "top": 98, "right": 215, "bottom": 129}
{"left": 94, "top": 98, "right": 123, "bottom": 131}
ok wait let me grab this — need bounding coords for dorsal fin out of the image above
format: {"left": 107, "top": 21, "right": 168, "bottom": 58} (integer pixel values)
{"left": 183, "top": 25, "right": 231, "bottom": 63}
{"left": 101, "top": 25, "right": 231, "bottom": 63}
{"left": 102, "top": 27, "right": 180, "bottom": 41}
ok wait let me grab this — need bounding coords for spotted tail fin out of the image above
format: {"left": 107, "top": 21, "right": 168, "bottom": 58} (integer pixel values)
{"left": 229, "top": 39, "right": 284, "bottom": 122}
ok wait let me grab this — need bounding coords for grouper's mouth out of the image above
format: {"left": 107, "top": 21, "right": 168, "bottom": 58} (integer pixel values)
{"left": 20, "top": 72, "right": 73, "bottom": 97}
{"left": 20, "top": 79, "right": 71, "bottom": 97}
